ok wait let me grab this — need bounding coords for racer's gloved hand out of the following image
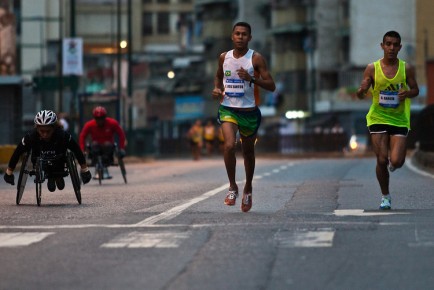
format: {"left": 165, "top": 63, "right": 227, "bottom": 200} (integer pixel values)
{"left": 80, "top": 169, "right": 92, "bottom": 184}
{"left": 3, "top": 171, "right": 15, "bottom": 185}
{"left": 118, "top": 149, "right": 126, "bottom": 158}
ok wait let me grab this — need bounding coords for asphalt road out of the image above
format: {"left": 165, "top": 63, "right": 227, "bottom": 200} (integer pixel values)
{"left": 1, "top": 155, "right": 434, "bottom": 290}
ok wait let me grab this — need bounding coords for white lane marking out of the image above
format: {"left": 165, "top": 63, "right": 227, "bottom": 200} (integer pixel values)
{"left": 272, "top": 169, "right": 280, "bottom": 173}
{"left": 101, "top": 231, "right": 191, "bottom": 248}
{"left": 334, "top": 209, "right": 410, "bottom": 216}
{"left": 0, "top": 220, "right": 409, "bottom": 230}
{"left": 276, "top": 229, "right": 335, "bottom": 248}
{"left": 406, "top": 156, "right": 434, "bottom": 179}
{"left": 134, "top": 183, "right": 229, "bottom": 226}
{"left": 0, "top": 232, "right": 54, "bottom": 247}
{"left": 409, "top": 228, "right": 434, "bottom": 247}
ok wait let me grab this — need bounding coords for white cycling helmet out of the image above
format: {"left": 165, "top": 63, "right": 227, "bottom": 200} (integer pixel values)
{"left": 34, "top": 110, "right": 58, "bottom": 126}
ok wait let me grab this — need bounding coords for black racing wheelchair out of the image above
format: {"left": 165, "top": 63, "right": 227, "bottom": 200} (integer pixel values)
{"left": 86, "top": 143, "right": 127, "bottom": 185}
{"left": 16, "top": 150, "right": 82, "bottom": 206}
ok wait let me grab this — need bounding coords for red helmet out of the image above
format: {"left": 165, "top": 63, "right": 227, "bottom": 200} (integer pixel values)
{"left": 92, "top": 106, "right": 107, "bottom": 118}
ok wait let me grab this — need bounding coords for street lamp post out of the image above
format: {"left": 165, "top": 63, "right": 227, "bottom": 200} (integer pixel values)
{"left": 117, "top": 0, "right": 122, "bottom": 123}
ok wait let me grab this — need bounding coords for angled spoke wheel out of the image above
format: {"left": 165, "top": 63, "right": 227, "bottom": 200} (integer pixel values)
{"left": 16, "top": 152, "right": 31, "bottom": 205}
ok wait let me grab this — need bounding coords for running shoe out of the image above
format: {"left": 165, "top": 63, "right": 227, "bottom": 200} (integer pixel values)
{"left": 224, "top": 190, "right": 238, "bottom": 206}
{"left": 241, "top": 193, "right": 252, "bottom": 212}
{"left": 47, "top": 178, "right": 56, "bottom": 192}
{"left": 388, "top": 159, "right": 396, "bottom": 172}
{"left": 379, "top": 196, "right": 391, "bottom": 210}
{"left": 56, "top": 177, "right": 65, "bottom": 190}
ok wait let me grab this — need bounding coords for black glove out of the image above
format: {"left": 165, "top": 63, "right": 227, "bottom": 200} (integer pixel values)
{"left": 4, "top": 173, "right": 15, "bottom": 185}
{"left": 80, "top": 170, "right": 92, "bottom": 184}
{"left": 118, "top": 149, "right": 126, "bottom": 158}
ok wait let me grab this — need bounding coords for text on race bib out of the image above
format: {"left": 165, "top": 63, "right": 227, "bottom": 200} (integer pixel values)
{"left": 379, "top": 90, "right": 399, "bottom": 108}
{"left": 225, "top": 79, "right": 245, "bottom": 98}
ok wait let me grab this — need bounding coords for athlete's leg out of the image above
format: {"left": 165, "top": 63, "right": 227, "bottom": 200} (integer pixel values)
{"left": 240, "top": 134, "right": 256, "bottom": 194}
{"left": 389, "top": 135, "right": 407, "bottom": 169}
{"left": 370, "top": 133, "right": 390, "bottom": 195}
{"left": 221, "top": 121, "right": 239, "bottom": 192}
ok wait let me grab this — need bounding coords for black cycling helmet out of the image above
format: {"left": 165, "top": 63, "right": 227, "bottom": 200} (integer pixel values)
{"left": 34, "top": 110, "right": 58, "bottom": 126}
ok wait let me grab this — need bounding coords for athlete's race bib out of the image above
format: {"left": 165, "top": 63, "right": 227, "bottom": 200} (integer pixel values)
{"left": 379, "top": 90, "right": 399, "bottom": 108}
{"left": 225, "top": 79, "right": 245, "bottom": 98}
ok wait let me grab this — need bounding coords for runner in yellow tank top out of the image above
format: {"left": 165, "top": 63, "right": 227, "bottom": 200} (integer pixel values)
{"left": 357, "top": 31, "right": 419, "bottom": 210}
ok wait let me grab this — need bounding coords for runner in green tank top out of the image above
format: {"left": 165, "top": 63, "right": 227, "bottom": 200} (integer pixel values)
{"left": 356, "top": 31, "right": 419, "bottom": 210}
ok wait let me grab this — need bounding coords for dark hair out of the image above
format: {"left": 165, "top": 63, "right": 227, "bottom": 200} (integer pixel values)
{"left": 383, "top": 31, "right": 401, "bottom": 44}
{"left": 232, "top": 22, "right": 251, "bottom": 35}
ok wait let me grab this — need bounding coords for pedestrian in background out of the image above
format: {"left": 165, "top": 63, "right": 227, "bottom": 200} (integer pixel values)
{"left": 187, "top": 119, "right": 203, "bottom": 161}
{"left": 58, "top": 112, "right": 70, "bottom": 132}
{"left": 203, "top": 119, "right": 216, "bottom": 156}
{"left": 212, "top": 21, "right": 276, "bottom": 212}
{"left": 356, "top": 30, "right": 419, "bottom": 210}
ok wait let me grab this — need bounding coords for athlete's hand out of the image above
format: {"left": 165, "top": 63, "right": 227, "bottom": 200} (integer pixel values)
{"left": 236, "top": 66, "right": 252, "bottom": 81}
{"left": 118, "top": 149, "right": 126, "bottom": 158}
{"left": 398, "top": 89, "right": 409, "bottom": 101}
{"left": 357, "top": 78, "right": 371, "bottom": 99}
{"left": 3, "top": 172, "right": 15, "bottom": 185}
{"left": 80, "top": 168, "right": 92, "bottom": 184}
{"left": 212, "top": 88, "right": 224, "bottom": 100}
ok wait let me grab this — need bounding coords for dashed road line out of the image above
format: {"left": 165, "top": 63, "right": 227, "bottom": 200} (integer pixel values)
{"left": 0, "top": 232, "right": 54, "bottom": 247}
{"left": 101, "top": 231, "right": 191, "bottom": 248}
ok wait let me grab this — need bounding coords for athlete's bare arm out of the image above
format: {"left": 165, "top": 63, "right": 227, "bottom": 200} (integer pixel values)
{"left": 399, "top": 63, "right": 419, "bottom": 101}
{"left": 357, "top": 63, "right": 375, "bottom": 99}
{"left": 212, "top": 53, "right": 226, "bottom": 100}
{"left": 235, "top": 52, "right": 275, "bottom": 92}
{"left": 253, "top": 52, "right": 276, "bottom": 92}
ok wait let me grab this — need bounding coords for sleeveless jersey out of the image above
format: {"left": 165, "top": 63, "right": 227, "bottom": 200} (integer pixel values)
{"left": 221, "top": 49, "right": 259, "bottom": 108}
{"left": 366, "top": 59, "right": 411, "bottom": 128}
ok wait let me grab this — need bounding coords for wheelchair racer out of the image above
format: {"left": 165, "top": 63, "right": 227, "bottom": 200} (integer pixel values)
{"left": 3, "top": 110, "right": 92, "bottom": 191}
{"left": 79, "top": 106, "right": 126, "bottom": 179}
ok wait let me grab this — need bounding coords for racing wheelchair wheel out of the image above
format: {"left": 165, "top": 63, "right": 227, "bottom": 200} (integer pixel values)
{"left": 114, "top": 145, "right": 127, "bottom": 184}
{"left": 16, "top": 151, "right": 31, "bottom": 205}
{"left": 66, "top": 151, "right": 82, "bottom": 204}
{"left": 118, "top": 155, "right": 127, "bottom": 184}
{"left": 34, "top": 158, "right": 43, "bottom": 206}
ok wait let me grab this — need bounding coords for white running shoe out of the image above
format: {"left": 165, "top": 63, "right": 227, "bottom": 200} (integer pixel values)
{"left": 380, "top": 196, "right": 391, "bottom": 210}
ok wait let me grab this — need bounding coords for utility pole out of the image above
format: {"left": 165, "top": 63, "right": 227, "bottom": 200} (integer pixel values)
{"left": 69, "top": 0, "right": 78, "bottom": 138}
{"left": 127, "top": 0, "right": 132, "bottom": 135}
{"left": 117, "top": 0, "right": 122, "bottom": 122}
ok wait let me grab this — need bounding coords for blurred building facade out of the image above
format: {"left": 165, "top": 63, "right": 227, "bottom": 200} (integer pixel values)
{"left": 1, "top": 0, "right": 434, "bottom": 152}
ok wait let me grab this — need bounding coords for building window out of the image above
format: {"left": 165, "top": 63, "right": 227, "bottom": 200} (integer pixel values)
{"left": 156, "top": 0, "right": 169, "bottom": 3}
{"left": 142, "top": 0, "right": 152, "bottom": 3}
{"left": 179, "top": 0, "right": 192, "bottom": 3}
{"left": 157, "top": 12, "right": 170, "bottom": 34}
{"left": 142, "top": 12, "right": 153, "bottom": 35}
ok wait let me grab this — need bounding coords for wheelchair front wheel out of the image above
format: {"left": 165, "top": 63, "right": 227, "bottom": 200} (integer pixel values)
{"left": 35, "top": 182, "right": 42, "bottom": 206}
{"left": 118, "top": 156, "right": 127, "bottom": 184}
{"left": 34, "top": 159, "right": 43, "bottom": 206}
{"left": 16, "top": 152, "right": 31, "bottom": 205}
{"left": 67, "top": 152, "right": 82, "bottom": 204}
{"left": 114, "top": 145, "right": 127, "bottom": 184}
